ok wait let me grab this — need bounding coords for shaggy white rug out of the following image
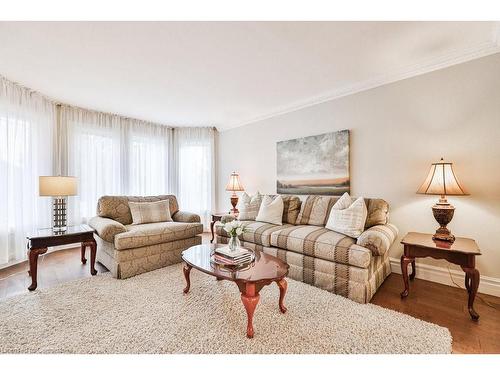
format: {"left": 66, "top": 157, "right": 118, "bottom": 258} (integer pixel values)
{"left": 0, "top": 264, "right": 451, "bottom": 354}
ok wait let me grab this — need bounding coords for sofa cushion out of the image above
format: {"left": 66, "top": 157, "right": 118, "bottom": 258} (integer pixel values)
{"left": 216, "top": 220, "right": 292, "bottom": 247}
{"left": 295, "top": 196, "right": 335, "bottom": 226}
{"left": 114, "top": 221, "right": 202, "bottom": 250}
{"left": 270, "top": 225, "right": 372, "bottom": 269}
{"left": 295, "top": 195, "right": 389, "bottom": 229}
{"left": 97, "top": 195, "right": 179, "bottom": 225}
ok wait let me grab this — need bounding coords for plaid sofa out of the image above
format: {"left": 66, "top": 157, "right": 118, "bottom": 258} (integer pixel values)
{"left": 216, "top": 195, "right": 398, "bottom": 303}
{"left": 89, "top": 195, "right": 202, "bottom": 279}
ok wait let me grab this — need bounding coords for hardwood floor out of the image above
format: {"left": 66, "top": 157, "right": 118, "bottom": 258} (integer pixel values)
{"left": 371, "top": 274, "right": 500, "bottom": 354}
{"left": 1, "top": 233, "right": 499, "bottom": 353}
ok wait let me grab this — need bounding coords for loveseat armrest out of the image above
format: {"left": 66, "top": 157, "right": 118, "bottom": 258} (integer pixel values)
{"left": 356, "top": 223, "right": 398, "bottom": 256}
{"left": 88, "top": 216, "right": 127, "bottom": 243}
{"left": 172, "top": 210, "right": 201, "bottom": 223}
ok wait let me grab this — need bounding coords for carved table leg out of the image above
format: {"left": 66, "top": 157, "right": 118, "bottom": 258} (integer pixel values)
{"left": 400, "top": 255, "right": 413, "bottom": 298}
{"left": 410, "top": 260, "right": 416, "bottom": 280}
{"left": 81, "top": 243, "right": 87, "bottom": 264}
{"left": 90, "top": 240, "right": 97, "bottom": 275}
{"left": 462, "top": 267, "right": 480, "bottom": 321}
{"left": 183, "top": 264, "right": 192, "bottom": 294}
{"left": 82, "top": 240, "right": 97, "bottom": 275}
{"left": 210, "top": 219, "right": 215, "bottom": 243}
{"left": 240, "top": 282, "right": 260, "bottom": 338}
{"left": 27, "top": 247, "right": 48, "bottom": 291}
{"left": 276, "top": 278, "right": 288, "bottom": 313}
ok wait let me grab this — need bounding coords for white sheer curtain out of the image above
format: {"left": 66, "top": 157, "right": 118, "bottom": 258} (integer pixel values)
{"left": 0, "top": 76, "right": 55, "bottom": 265}
{"left": 173, "top": 127, "right": 216, "bottom": 228}
{"left": 60, "top": 106, "right": 178, "bottom": 223}
{"left": 127, "top": 120, "right": 172, "bottom": 196}
{"left": 60, "top": 106, "right": 124, "bottom": 224}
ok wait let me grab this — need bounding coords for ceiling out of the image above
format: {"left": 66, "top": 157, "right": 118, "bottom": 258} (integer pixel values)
{"left": 0, "top": 22, "right": 499, "bottom": 130}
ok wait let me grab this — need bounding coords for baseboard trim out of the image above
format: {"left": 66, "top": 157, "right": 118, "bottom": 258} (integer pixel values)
{"left": 389, "top": 257, "right": 500, "bottom": 297}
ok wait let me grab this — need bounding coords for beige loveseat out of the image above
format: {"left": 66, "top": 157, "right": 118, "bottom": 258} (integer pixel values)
{"left": 216, "top": 195, "right": 398, "bottom": 304}
{"left": 89, "top": 195, "right": 202, "bottom": 279}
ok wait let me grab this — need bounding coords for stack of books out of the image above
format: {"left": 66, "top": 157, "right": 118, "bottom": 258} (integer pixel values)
{"left": 213, "top": 246, "right": 253, "bottom": 266}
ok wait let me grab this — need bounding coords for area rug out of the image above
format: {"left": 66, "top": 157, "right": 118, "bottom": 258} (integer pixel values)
{"left": 0, "top": 263, "right": 452, "bottom": 354}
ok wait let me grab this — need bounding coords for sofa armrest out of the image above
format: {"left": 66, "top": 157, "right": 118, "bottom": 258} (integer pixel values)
{"left": 88, "top": 216, "right": 127, "bottom": 243}
{"left": 356, "top": 223, "right": 398, "bottom": 256}
{"left": 172, "top": 210, "right": 201, "bottom": 223}
{"left": 220, "top": 214, "right": 236, "bottom": 224}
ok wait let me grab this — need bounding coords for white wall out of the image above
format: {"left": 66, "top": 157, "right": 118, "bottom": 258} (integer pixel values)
{"left": 217, "top": 53, "right": 500, "bottom": 281}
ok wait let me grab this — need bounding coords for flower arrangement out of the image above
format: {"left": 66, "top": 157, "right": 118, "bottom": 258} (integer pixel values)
{"left": 223, "top": 220, "right": 246, "bottom": 237}
{"left": 223, "top": 220, "right": 247, "bottom": 251}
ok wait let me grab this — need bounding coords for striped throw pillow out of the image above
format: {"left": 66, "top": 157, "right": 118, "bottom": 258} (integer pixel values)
{"left": 129, "top": 200, "right": 173, "bottom": 225}
{"left": 296, "top": 195, "right": 334, "bottom": 226}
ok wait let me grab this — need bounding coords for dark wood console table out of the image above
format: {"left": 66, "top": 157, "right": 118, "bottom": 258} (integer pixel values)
{"left": 26, "top": 224, "right": 97, "bottom": 291}
{"left": 400, "top": 232, "right": 481, "bottom": 320}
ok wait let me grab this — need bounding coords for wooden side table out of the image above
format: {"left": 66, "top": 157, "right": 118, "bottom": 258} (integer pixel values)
{"left": 26, "top": 224, "right": 97, "bottom": 291}
{"left": 210, "top": 212, "right": 233, "bottom": 243}
{"left": 400, "top": 232, "right": 481, "bottom": 320}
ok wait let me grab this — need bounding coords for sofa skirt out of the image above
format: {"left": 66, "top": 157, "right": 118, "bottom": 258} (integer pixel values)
{"left": 95, "top": 235, "right": 202, "bottom": 279}
{"left": 217, "top": 236, "right": 390, "bottom": 304}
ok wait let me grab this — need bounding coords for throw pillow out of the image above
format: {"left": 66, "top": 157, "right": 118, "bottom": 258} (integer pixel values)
{"left": 296, "top": 195, "right": 335, "bottom": 226}
{"left": 237, "top": 192, "right": 262, "bottom": 221}
{"left": 270, "top": 195, "right": 302, "bottom": 224}
{"left": 129, "top": 200, "right": 173, "bottom": 225}
{"left": 325, "top": 193, "right": 367, "bottom": 238}
{"left": 255, "top": 195, "right": 284, "bottom": 225}
{"left": 364, "top": 198, "right": 389, "bottom": 228}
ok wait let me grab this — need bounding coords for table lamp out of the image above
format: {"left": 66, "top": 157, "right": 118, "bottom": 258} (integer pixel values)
{"left": 416, "top": 158, "right": 468, "bottom": 242}
{"left": 39, "top": 176, "right": 78, "bottom": 233}
{"left": 225, "top": 172, "right": 244, "bottom": 214}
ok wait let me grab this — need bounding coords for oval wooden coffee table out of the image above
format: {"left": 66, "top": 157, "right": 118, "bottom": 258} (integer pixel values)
{"left": 181, "top": 244, "right": 289, "bottom": 338}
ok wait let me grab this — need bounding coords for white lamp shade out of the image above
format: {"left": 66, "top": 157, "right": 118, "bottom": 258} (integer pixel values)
{"left": 416, "top": 159, "right": 468, "bottom": 196}
{"left": 225, "top": 172, "right": 244, "bottom": 192}
{"left": 39, "top": 176, "right": 78, "bottom": 197}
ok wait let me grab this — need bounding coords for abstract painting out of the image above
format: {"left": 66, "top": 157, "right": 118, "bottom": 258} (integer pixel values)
{"left": 276, "top": 130, "right": 350, "bottom": 195}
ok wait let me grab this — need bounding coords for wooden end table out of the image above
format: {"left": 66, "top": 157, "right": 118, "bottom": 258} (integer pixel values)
{"left": 182, "top": 244, "right": 289, "bottom": 338}
{"left": 210, "top": 212, "right": 234, "bottom": 243}
{"left": 26, "top": 224, "right": 97, "bottom": 291}
{"left": 400, "top": 232, "right": 481, "bottom": 320}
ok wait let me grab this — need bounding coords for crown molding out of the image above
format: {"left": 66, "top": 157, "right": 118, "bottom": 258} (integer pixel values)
{"left": 223, "top": 32, "right": 500, "bottom": 132}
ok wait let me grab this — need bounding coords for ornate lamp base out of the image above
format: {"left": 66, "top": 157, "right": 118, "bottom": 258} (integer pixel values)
{"left": 431, "top": 199, "right": 455, "bottom": 242}
{"left": 230, "top": 193, "right": 239, "bottom": 214}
